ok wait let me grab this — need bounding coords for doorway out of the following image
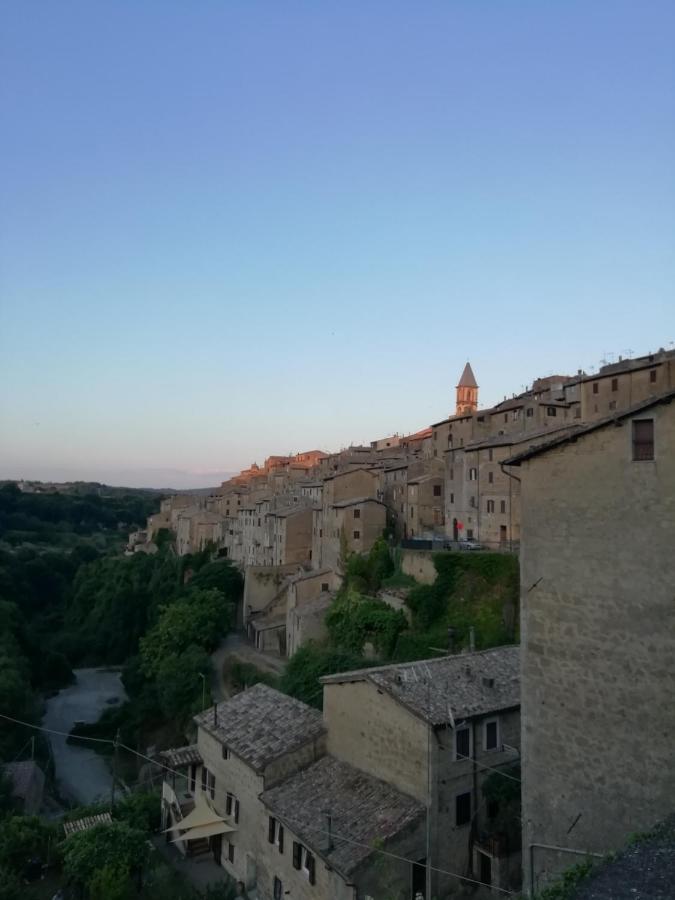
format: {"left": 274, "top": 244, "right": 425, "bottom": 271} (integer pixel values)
{"left": 499, "top": 525, "right": 507, "bottom": 545}
{"left": 411, "top": 858, "right": 426, "bottom": 898}
{"left": 478, "top": 851, "right": 492, "bottom": 887}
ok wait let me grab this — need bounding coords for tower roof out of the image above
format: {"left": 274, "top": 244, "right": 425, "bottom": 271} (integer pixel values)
{"left": 457, "top": 362, "right": 478, "bottom": 388}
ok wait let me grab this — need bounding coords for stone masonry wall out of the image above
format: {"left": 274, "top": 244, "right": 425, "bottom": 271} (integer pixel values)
{"left": 518, "top": 401, "right": 675, "bottom": 892}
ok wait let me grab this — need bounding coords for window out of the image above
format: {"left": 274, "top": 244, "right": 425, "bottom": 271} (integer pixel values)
{"left": 433, "top": 484, "right": 441, "bottom": 497}
{"left": 632, "top": 419, "right": 654, "bottom": 461}
{"left": 455, "top": 726, "right": 471, "bottom": 760}
{"left": 526, "top": 407, "right": 534, "bottom": 418}
{"left": 488, "top": 471, "right": 493, "bottom": 484}
{"left": 201, "top": 767, "right": 207, "bottom": 793}
{"left": 450, "top": 493, "right": 454, "bottom": 504}
{"left": 293, "top": 843, "right": 316, "bottom": 884}
{"left": 488, "top": 449, "right": 493, "bottom": 461}
{"left": 319, "top": 528, "right": 322, "bottom": 537}
{"left": 477, "top": 415, "right": 485, "bottom": 423}
{"left": 273, "top": 877, "right": 283, "bottom": 900}
{"left": 353, "top": 508, "right": 361, "bottom": 519}
{"left": 487, "top": 500, "right": 495, "bottom": 513}
{"left": 268, "top": 817, "right": 284, "bottom": 852}
{"left": 611, "top": 378, "right": 618, "bottom": 392}
{"left": 547, "top": 406, "right": 557, "bottom": 416}
{"left": 456, "top": 792, "right": 472, "bottom": 826}
{"left": 410, "top": 506, "right": 414, "bottom": 518}
{"left": 484, "top": 718, "right": 500, "bottom": 751}
{"left": 650, "top": 369, "right": 657, "bottom": 383}
{"left": 513, "top": 409, "right": 520, "bottom": 420}
{"left": 504, "top": 413, "right": 508, "bottom": 423}
{"left": 609, "top": 400, "right": 617, "bottom": 411}
{"left": 353, "top": 530, "right": 360, "bottom": 539}
{"left": 470, "top": 496, "right": 475, "bottom": 508}
{"left": 321, "top": 582, "right": 329, "bottom": 592}
{"left": 500, "top": 500, "right": 506, "bottom": 514}
{"left": 449, "top": 467, "right": 454, "bottom": 480}
{"left": 222, "top": 745, "right": 229, "bottom": 760}
{"left": 469, "top": 468, "right": 477, "bottom": 481}
{"left": 225, "top": 793, "right": 240, "bottom": 822}
{"left": 593, "top": 382, "right": 599, "bottom": 394}
{"left": 208, "top": 771, "right": 216, "bottom": 800}
{"left": 228, "top": 842, "right": 235, "bottom": 863}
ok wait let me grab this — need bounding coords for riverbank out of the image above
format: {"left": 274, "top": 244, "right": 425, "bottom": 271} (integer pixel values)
{"left": 42, "top": 667, "right": 127, "bottom": 806}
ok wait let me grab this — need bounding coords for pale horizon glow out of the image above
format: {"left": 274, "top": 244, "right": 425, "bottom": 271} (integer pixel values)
{"left": 1, "top": 2, "right": 674, "bottom": 489}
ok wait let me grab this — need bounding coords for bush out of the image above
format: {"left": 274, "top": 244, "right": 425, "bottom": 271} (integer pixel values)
{"left": 326, "top": 589, "right": 407, "bottom": 658}
{"left": 280, "top": 642, "right": 372, "bottom": 709}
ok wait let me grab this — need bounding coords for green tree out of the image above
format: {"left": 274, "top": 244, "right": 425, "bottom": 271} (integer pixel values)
{"left": 62, "top": 822, "right": 149, "bottom": 890}
{"left": 89, "top": 862, "right": 135, "bottom": 900}
{"left": 0, "top": 816, "right": 57, "bottom": 877}
{"left": 155, "top": 644, "right": 212, "bottom": 719}
{"left": 280, "top": 642, "right": 372, "bottom": 709}
{"left": 140, "top": 589, "right": 233, "bottom": 677}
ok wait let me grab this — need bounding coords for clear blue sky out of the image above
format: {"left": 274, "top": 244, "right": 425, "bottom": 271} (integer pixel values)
{"left": 1, "top": 1, "right": 674, "bottom": 487}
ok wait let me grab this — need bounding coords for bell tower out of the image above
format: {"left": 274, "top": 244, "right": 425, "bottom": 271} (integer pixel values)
{"left": 456, "top": 362, "right": 478, "bottom": 415}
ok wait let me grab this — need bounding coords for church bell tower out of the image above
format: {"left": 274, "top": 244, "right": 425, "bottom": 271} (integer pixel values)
{"left": 456, "top": 362, "right": 478, "bottom": 416}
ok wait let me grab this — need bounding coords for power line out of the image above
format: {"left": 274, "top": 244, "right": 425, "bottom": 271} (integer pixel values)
{"left": 0, "top": 712, "right": 519, "bottom": 893}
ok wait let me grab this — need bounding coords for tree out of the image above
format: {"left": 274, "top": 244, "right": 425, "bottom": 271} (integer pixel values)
{"left": 140, "top": 589, "right": 233, "bottom": 677}
{"left": 155, "top": 644, "right": 212, "bottom": 719}
{"left": 280, "top": 642, "right": 372, "bottom": 709}
{"left": 0, "top": 816, "right": 57, "bottom": 877}
{"left": 88, "top": 862, "right": 135, "bottom": 900}
{"left": 62, "top": 822, "right": 149, "bottom": 890}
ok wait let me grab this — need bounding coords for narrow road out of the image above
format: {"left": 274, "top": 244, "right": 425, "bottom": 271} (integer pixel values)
{"left": 211, "top": 632, "right": 285, "bottom": 701}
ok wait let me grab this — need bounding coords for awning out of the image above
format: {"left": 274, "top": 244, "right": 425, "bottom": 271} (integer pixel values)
{"left": 170, "top": 820, "right": 235, "bottom": 843}
{"left": 165, "top": 793, "right": 235, "bottom": 843}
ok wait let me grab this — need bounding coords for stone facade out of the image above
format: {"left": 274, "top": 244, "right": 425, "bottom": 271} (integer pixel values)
{"left": 506, "top": 391, "right": 675, "bottom": 894}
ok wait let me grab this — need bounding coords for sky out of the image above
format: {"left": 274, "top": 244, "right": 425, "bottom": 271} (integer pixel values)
{"left": 1, "top": 1, "right": 674, "bottom": 488}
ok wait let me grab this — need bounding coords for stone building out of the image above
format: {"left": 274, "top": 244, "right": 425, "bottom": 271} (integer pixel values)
{"left": 321, "top": 646, "right": 522, "bottom": 897}
{"left": 162, "top": 684, "right": 426, "bottom": 900}
{"left": 505, "top": 390, "right": 675, "bottom": 894}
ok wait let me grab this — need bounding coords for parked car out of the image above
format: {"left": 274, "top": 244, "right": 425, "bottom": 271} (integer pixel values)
{"left": 460, "top": 540, "right": 483, "bottom": 551}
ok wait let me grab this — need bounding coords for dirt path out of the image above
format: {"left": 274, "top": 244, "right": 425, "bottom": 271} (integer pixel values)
{"left": 211, "top": 632, "right": 285, "bottom": 700}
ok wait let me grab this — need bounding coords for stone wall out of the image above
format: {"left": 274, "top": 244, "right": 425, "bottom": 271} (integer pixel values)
{"left": 401, "top": 549, "right": 437, "bottom": 585}
{"left": 516, "top": 399, "right": 675, "bottom": 892}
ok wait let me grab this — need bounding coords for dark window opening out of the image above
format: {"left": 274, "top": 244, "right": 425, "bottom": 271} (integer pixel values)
{"left": 611, "top": 378, "right": 618, "bottom": 391}
{"left": 433, "top": 484, "right": 441, "bottom": 496}
{"left": 632, "top": 419, "right": 654, "bottom": 461}
{"left": 353, "top": 530, "right": 360, "bottom": 539}
{"left": 455, "top": 727, "right": 470, "bottom": 759}
{"left": 456, "top": 792, "right": 472, "bottom": 826}
{"left": 353, "top": 508, "right": 361, "bottom": 519}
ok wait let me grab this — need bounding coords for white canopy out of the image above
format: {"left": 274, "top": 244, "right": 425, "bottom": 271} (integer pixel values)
{"left": 165, "top": 793, "right": 235, "bottom": 843}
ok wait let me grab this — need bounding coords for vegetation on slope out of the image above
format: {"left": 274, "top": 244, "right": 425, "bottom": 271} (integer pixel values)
{"left": 281, "top": 539, "right": 520, "bottom": 708}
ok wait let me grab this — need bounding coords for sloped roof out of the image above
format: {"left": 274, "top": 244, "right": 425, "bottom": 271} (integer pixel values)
{"left": 457, "top": 362, "right": 478, "bottom": 388}
{"left": 261, "top": 755, "right": 423, "bottom": 877}
{"left": 506, "top": 390, "right": 675, "bottom": 465}
{"left": 160, "top": 745, "right": 203, "bottom": 768}
{"left": 194, "top": 684, "right": 324, "bottom": 771}
{"left": 321, "top": 646, "right": 520, "bottom": 724}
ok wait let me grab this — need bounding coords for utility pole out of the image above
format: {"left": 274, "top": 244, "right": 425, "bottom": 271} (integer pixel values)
{"left": 110, "top": 729, "right": 121, "bottom": 811}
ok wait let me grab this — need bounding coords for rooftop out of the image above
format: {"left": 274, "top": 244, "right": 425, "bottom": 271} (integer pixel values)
{"left": 261, "top": 755, "right": 423, "bottom": 877}
{"left": 457, "top": 361, "right": 478, "bottom": 388}
{"left": 2, "top": 760, "right": 44, "bottom": 799}
{"left": 321, "top": 646, "right": 520, "bottom": 724}
{"left": 194, "top": 684, "right": 324, "bottom": 771}
{"left": 160, "top": 745, "right": 203, "bottom": 768}
{"left": 333, "top": 496, "right": 385, "bottom": 509}
{"left": 506, "top": 390, "right": 675, "bottom": 465}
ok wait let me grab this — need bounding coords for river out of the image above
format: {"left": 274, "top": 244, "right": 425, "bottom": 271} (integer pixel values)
{"left": 43, "top": 667, "right": 127, "bottom": 806}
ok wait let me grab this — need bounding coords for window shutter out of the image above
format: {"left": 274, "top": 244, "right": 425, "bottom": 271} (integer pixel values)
{"left": 292, "top": 842, "right": 301, "bottom": 870}
{"left": 201, "top": 767, "right": 207, "bottom": 793}
{"left": 268, "top": 817, "right": 275, "bottom": 844}
{"left": 307, "top": 852, "right": 316, "bottom": 884}
{"left": 234, "top": 799, "right": 240, "bottom": 823}
{"left": 278, "top": 825, "right": 284, "bottom": 853}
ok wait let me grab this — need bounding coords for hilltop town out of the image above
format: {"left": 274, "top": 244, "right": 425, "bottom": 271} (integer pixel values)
{"left": 117, "top": 345, "right": 674, "bottom": 898}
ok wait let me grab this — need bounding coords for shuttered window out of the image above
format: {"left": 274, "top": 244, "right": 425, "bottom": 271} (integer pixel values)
{"left": 632, "top": 419, "right": 654, "bottom": 461}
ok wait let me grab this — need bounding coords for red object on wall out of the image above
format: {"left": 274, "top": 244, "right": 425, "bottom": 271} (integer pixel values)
{"left": 457, "top": 522, "right": 464, "bottom": 530}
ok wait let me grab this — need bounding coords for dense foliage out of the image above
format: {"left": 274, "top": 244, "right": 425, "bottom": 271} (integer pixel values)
{"left": 326, "top": 587, "right": 407, "bottom": 657}
{"left": 0, "top": 482, "right": 159, "bottom": 548}
{"left": 280, "top": 642, "right": 373, "bottom": 708}
{"left": 62, "top": 821, "right": 150, "bottom": 892}
{"left": 404, "top": 552, "right": 519, "bottom": 651}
